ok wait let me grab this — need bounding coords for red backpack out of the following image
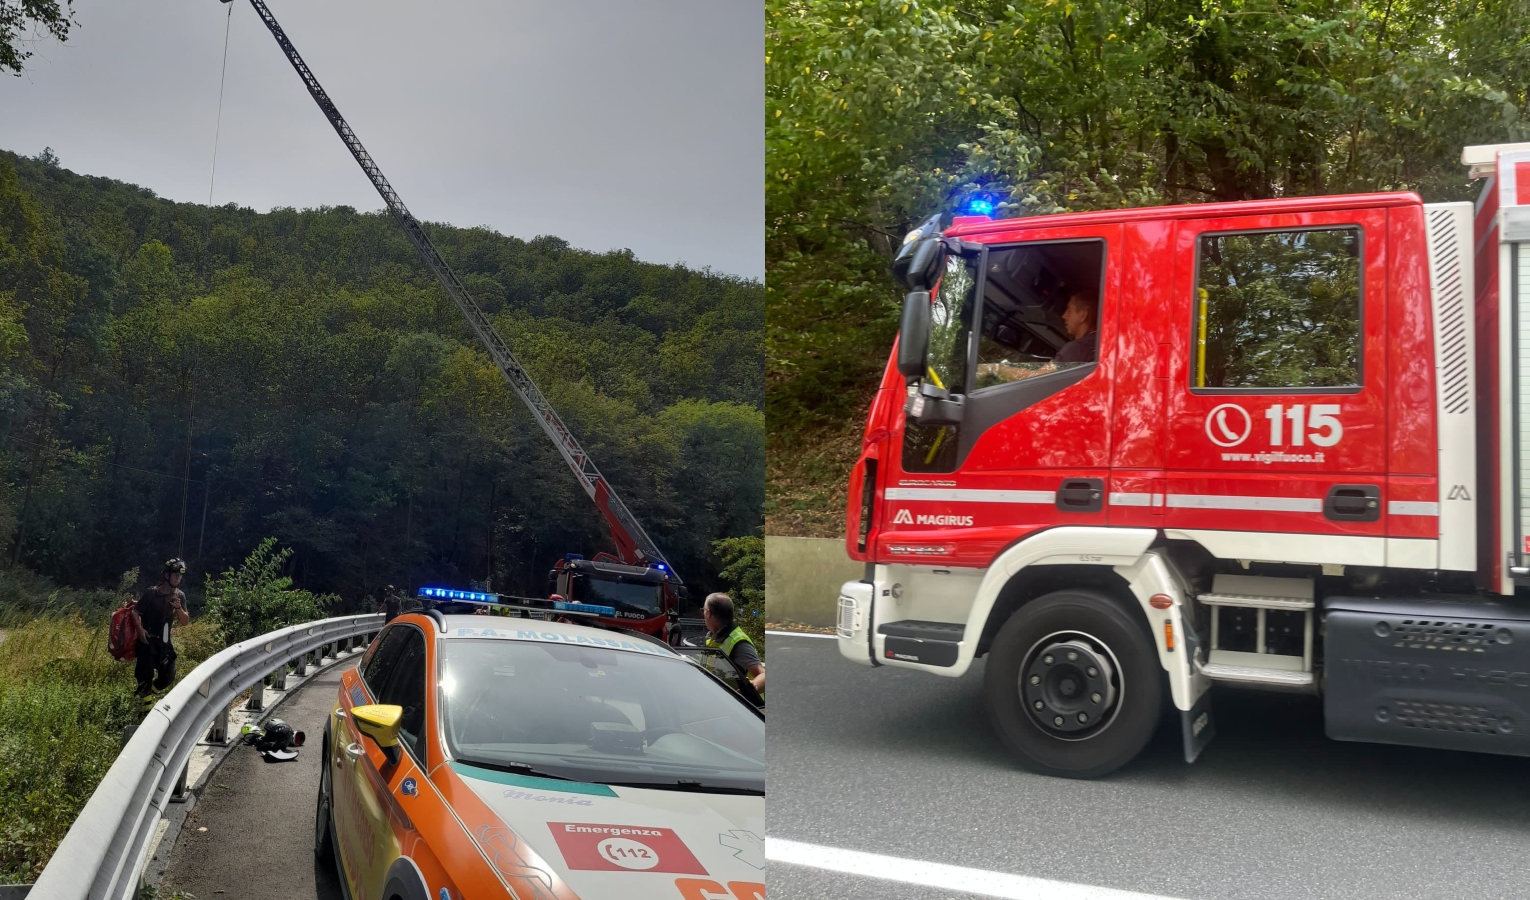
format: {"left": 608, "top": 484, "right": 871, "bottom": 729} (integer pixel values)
{"left": 109, "top": 603, "right": 145, "bottom": 661}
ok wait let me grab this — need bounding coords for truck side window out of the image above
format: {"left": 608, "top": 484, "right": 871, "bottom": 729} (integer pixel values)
{"left": 1193, "top": 228, "right": 1361, "bottom": 390}
{"left": 902, "top": 254, "right": 978, "bottom": 473}
{"left": 975, "top": 241, "right": 1105, "bottom": 388}
{"left": 927, "top": 254, "right": 977, "bottom": 393}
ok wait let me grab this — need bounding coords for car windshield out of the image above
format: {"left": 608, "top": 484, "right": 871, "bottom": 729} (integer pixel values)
{"left": 576, "top": 576, "right": 663, "bottom": 618}
{"left": 440, "top": 638, "right": 764, "bottom": 792}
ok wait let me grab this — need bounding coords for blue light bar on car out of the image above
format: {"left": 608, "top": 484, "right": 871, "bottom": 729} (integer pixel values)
{"left": 553, "top": 600, "right": 616, "bottom": 617}
{"left": 417, "top": 586, "right": 496, "bottom": 604}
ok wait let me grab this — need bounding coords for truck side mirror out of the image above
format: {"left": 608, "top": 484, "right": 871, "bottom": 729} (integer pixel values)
{"left": 891, "top": 225, "right": 943, "bottom": 289}
{"left": 903, "top": 238, "right": 943, "bottom": 290}
{"left": 897, "top": 291, "right": 932, "bottom": 379}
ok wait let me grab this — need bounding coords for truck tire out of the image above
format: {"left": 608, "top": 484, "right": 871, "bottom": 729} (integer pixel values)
{"left": 983, "top": 588, "right": 1163, "bottom": 779}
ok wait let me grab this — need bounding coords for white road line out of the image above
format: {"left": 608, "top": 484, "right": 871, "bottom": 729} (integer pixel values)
{"left": 765, "top": 630, "right": 836, "bottom": 639}
{"left": 768, "top": 839, "right": 1191, "bottom": 900}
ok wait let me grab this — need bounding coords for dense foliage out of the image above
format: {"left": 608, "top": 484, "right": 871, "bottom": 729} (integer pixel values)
{"left": 0, "top": 0, "right": 72, "bottom": 75}
{"left": 766, "top": 0, "right": 1530, "bottom": 534}
{"left": 0, "top": 149, "right": 763, "bottom": 604}
{"left": 712, "top": 534, "right": 765, "bottom": 650}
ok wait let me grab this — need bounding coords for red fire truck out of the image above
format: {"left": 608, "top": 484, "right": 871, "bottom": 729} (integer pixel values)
{"left": 837, "top": 142, "right": 1530, "bottom": 778}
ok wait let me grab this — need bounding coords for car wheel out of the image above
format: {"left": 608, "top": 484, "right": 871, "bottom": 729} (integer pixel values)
{"left": 314, "top": 735, "right": 335, "bottom": 862}
{"left": 982, "top": 588, "right": 1163, "bottom": 779}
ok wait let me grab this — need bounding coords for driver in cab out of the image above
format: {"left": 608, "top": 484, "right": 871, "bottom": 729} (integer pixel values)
{"left": 1053, "top": 288, "right": 1098, "bottom": 364}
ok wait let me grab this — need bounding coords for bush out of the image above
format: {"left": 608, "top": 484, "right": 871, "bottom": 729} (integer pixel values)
{"left": 712, "top": 535, "right": 764, "bottom": 656}
{"left": 203, "top": 538, "right": 336, "bottom": 646}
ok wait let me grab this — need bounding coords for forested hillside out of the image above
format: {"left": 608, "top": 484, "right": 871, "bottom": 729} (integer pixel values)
{"left": 767, "top": 0, "right": 1530, "bottom": 535}
{"left": 0, "top": 148, "right": 763, "bottom": 603}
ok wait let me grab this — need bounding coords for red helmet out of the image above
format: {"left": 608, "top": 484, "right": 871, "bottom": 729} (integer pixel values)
{"left": 549, "top": 594, "right": 566, "bottom": 602}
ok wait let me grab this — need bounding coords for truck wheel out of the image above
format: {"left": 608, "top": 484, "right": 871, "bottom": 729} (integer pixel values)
{"left": 983, "top": 588, "right": 1163, "bottom": 779}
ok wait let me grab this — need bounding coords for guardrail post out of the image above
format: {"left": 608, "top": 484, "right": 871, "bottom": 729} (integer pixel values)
{"left": 247, "top": 679, "right": 265, "bottom": 711}
{"left": 292, "top": 652, "right": 307, "bottom": 677}
{"left": 272, "top": 663, "right": 288, "bottom": 691}
{"left": 169, "top": 763, "right": 189, "bottom": 803}
{"left": 207, "top": 707, "right": 229, "bottom": 744}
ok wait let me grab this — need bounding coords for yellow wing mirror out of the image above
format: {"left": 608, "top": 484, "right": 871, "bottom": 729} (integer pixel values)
{"left": 351, "top": 704, "right": 403, "bottom": 764}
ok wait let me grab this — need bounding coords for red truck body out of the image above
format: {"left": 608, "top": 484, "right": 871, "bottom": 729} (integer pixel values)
{"left": 836, "top": 143, "right": 1530, "bottom": 777}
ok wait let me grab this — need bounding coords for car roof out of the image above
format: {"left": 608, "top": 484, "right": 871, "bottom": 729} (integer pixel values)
{"left": 431, "top": 614, "right": 682, "bottom": 658}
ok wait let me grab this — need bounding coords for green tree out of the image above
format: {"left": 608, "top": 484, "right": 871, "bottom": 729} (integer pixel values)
{"left": 1, "top": 0, "right": 74, "bottom": 75}
{"left": 203, "top": 537, "right": 334, "bottom": 645}
{"left": 0, "top": 149, "right": 761, "bottom": 605}
{"left": 712, "top": 535, "right": 764, "bottom": 651}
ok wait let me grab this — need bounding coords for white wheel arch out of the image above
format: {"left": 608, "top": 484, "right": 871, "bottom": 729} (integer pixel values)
{"left": 948, "top": 527, "right": 1204, "bottom": 712}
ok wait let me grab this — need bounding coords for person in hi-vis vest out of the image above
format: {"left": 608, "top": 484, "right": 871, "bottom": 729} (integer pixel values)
{"left": 703, "top": 592, "right": 764, "bottom": 697}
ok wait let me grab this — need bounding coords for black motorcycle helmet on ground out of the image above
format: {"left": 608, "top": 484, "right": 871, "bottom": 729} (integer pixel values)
{"left": 252, "top": 718, "right": 304, "bottom": 761}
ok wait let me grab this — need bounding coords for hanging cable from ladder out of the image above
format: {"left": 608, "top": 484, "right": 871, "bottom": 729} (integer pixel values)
{"left": 222, "top": 0, "right": 677, "bottom": 583}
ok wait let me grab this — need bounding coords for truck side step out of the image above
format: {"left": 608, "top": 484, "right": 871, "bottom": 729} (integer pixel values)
{"left": 1198, "top": 575, "right": 1316, "bottom": 683}
{"left": 1199, "top": 661, "right": 1316, "bottom": 688}
{"left": 1198, "top": 574, "right": 1314, "bottom": 610}
{"left": 1198, "top": 592, "right": 1314, "bottom": 611}
{"left": 878, "top": 620, "right": 964, "bottom": 667}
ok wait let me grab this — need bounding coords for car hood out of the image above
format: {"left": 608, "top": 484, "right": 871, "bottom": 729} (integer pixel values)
{"left": 453, "top": 763, "right": 764, "bottom": 899}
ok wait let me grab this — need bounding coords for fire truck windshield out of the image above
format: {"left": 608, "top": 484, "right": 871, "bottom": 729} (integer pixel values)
{"left": 575, "top": 576, "right": 664, "bottom": 619}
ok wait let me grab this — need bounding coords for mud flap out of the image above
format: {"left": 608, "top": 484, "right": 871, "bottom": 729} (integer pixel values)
{"left": 1181, "top": 689, "right": 1215, "bottom": 763}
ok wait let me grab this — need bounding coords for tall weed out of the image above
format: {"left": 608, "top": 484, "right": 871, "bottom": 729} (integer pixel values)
{"left": 0, "top": 615, "right": 217, "bottom": 881}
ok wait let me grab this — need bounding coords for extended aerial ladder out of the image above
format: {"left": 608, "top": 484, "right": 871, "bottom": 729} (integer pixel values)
{"left": 227, "top": 0, "right": 684, "bottom": 632}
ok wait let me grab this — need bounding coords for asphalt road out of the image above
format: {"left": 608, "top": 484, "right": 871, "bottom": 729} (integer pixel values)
{"left": 161, "top": 663, "right": 351, "bottom": 900}
{"left": 766, "top": 632, "right": 1530, "bottom": 900}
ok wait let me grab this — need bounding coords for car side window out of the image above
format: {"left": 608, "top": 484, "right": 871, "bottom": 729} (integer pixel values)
{"left": 1193, "top": 227, "right": 1361, "bottom": 390}
{"left": 375, "top": 626, "right": 428, "bottom": 762}
{"left": 361, "top": 626, "right": 409, "bottom": 698}
{"left": 697, "top": 650, "right": 742, "bottom": 690}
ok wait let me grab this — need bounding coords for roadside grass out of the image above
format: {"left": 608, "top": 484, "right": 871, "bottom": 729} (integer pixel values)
{"left": 0, "top": 595, "right": 220, "bottom": 883}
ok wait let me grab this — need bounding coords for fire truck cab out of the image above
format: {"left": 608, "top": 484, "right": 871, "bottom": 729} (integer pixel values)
{"left": 838, "top": 143, "right": 1530, "bottom": 778}
{"left": 550, "top": 554, "right": 685, "bottom": 645}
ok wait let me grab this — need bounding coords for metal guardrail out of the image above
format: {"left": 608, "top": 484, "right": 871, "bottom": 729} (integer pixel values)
{"left": 26, "top": 613, "right": 384, "bottom": 900}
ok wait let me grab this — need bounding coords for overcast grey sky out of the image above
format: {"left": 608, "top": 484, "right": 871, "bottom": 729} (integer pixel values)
{"left": 1, "top": 0, "right": 763, "bottom": 279}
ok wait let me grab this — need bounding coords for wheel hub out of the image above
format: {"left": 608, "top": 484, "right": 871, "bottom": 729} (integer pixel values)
{"left": 1021, "top": 637, "right": 1119, "bottom": 738}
